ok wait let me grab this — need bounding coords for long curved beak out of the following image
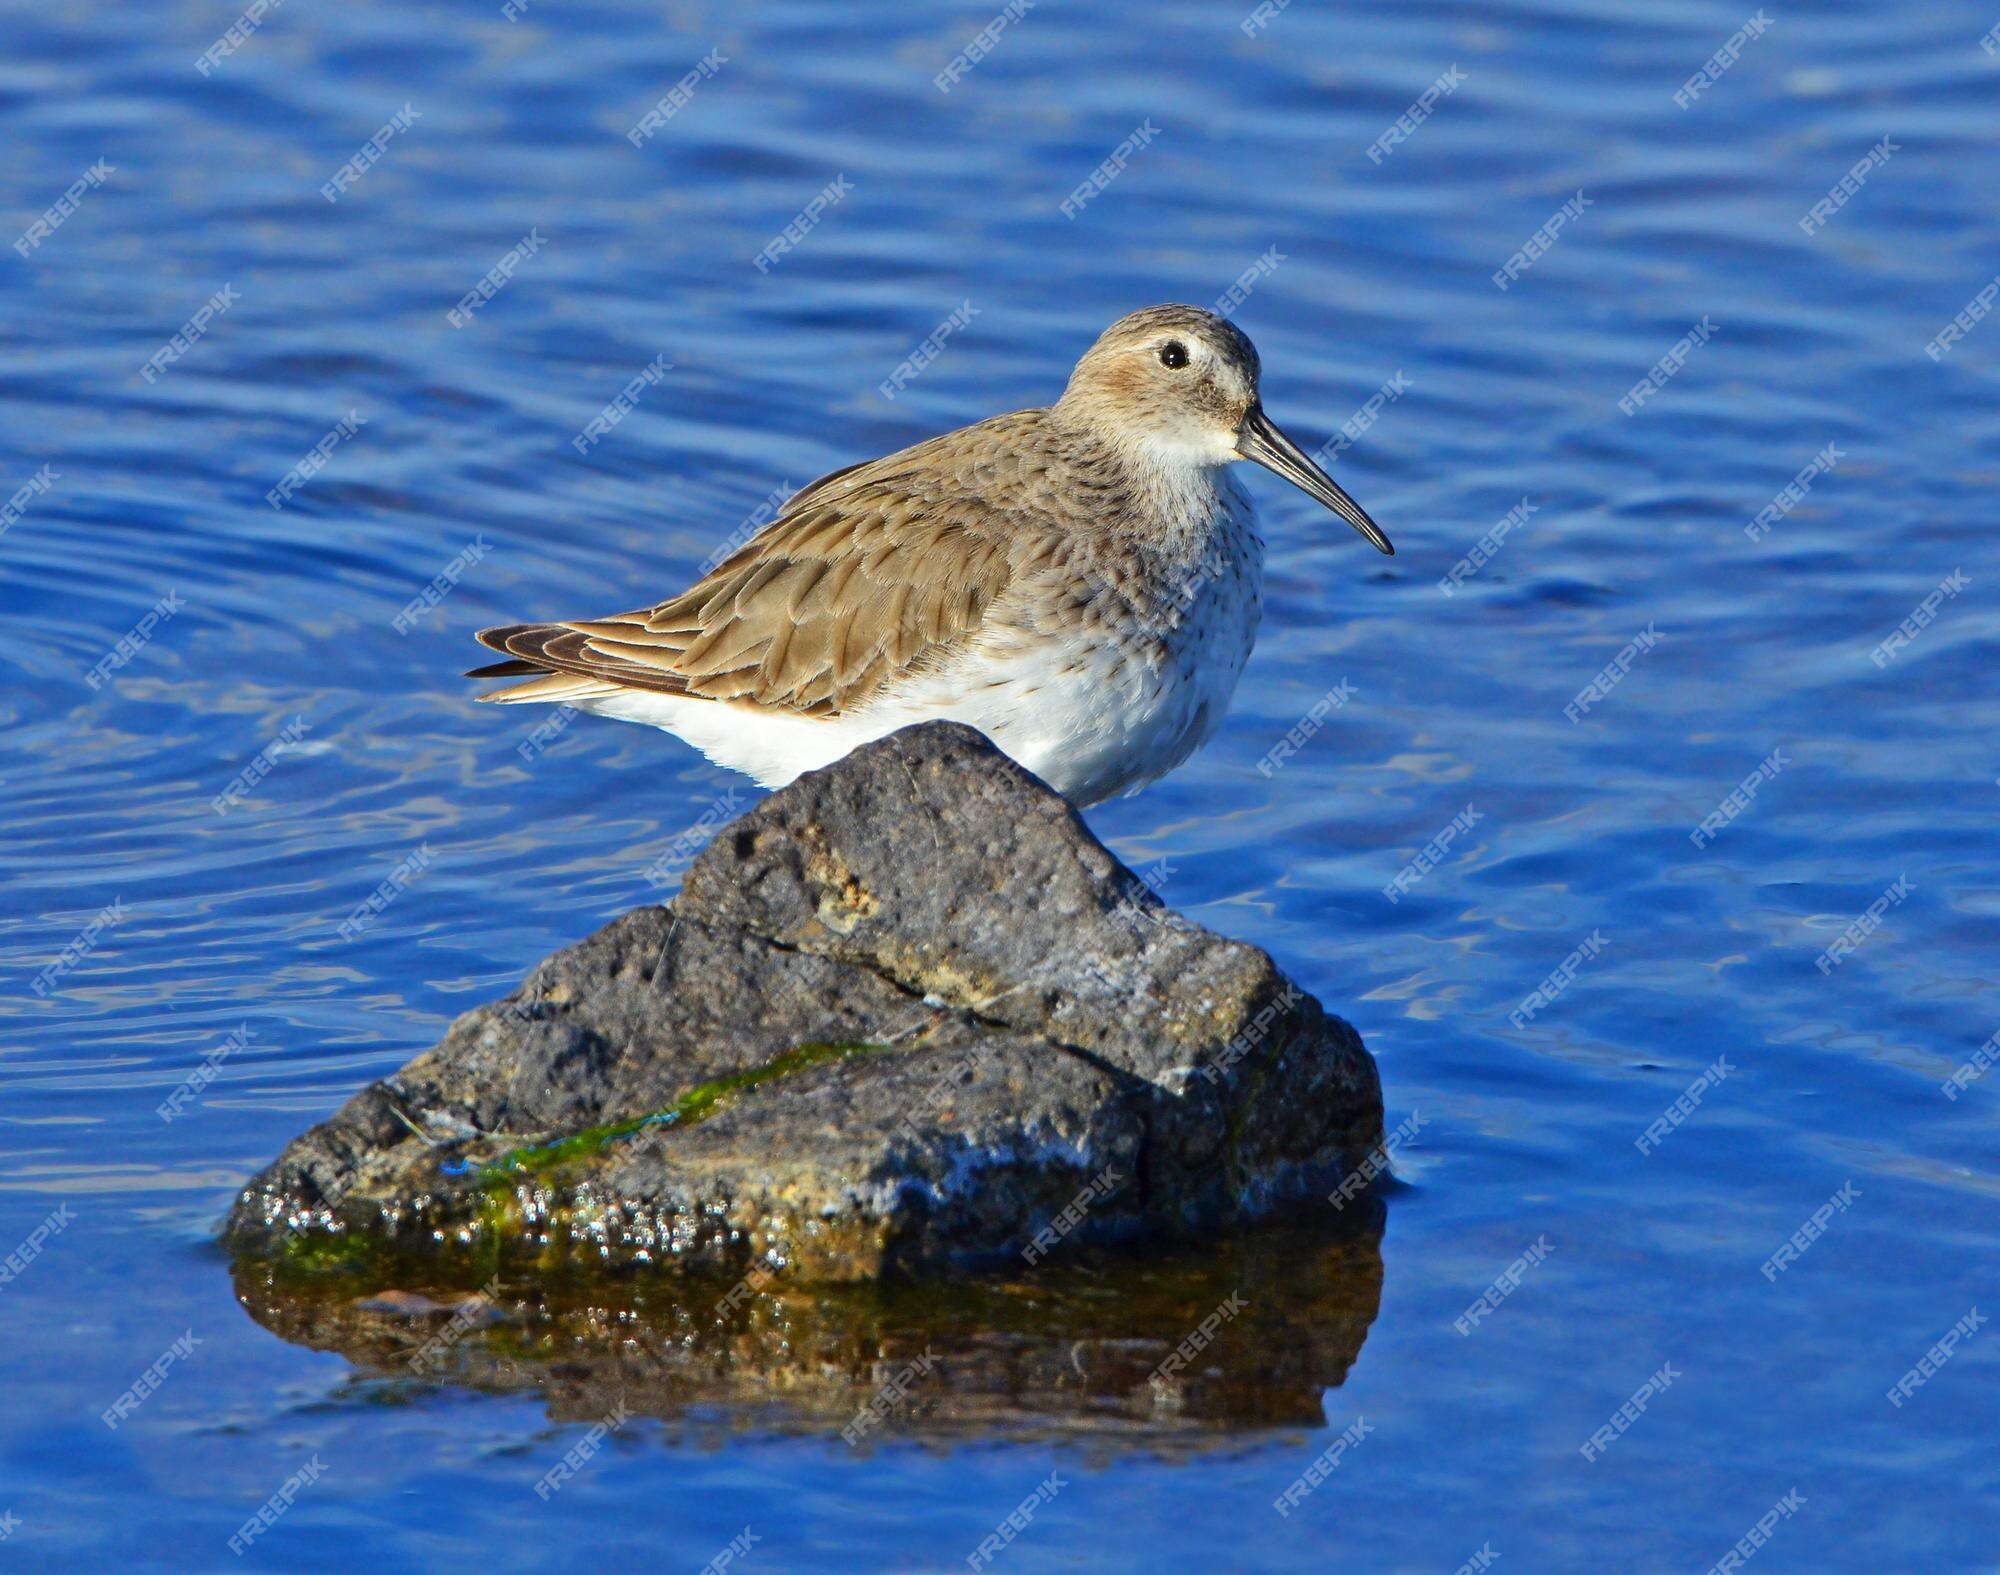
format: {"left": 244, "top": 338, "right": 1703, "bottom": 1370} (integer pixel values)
{"left": 1237, "top": 405, "right": 1393, "bottom": 555}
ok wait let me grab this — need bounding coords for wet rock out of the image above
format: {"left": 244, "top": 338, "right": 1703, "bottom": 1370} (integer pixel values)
{"left": 224, "top": 722, "right": 1383, "bottom": 1282}
{"left": 232, "top": 1224, "right": 1386, "bottom": 1447}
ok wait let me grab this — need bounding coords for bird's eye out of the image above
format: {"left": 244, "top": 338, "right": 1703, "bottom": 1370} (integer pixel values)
{"left": 1158, "top": 340, "right": 1189, "bottom": 369}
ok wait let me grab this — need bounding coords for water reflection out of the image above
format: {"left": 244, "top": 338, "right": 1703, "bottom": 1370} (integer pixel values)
{"left": 232, "top": 1219, "right": 1384, "bottom": 1449}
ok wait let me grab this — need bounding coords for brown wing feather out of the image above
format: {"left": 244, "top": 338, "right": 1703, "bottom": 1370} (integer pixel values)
{"left": 472, "top": 420, "right": 1046, "bottom": 715}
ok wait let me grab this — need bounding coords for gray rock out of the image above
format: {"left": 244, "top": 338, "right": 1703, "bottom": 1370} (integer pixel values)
{"left": 224, "top": 722, "right": 1383, "bottom": 1282}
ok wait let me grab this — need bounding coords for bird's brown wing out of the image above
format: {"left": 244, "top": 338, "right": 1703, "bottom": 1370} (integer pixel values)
{"left": 473, "top": 465, "right": 1021, "bottom": 717}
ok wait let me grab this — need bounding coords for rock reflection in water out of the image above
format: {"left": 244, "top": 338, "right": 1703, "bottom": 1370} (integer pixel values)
{"left": 232, "top": 1218, "right": 1385, "bottom": 1450}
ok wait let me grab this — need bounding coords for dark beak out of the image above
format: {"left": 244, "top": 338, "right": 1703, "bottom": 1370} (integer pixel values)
{"left": 1236, "top": 405, "right": 1393, "bottom": 555}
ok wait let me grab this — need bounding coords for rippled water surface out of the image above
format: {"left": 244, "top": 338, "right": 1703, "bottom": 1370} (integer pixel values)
{"left": 4, "top": 0, "right": 1998, "bottom": 1568}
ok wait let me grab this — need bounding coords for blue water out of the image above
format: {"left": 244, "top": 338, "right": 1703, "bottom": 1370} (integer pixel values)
{"left": 4, "top": 0, "right": 1998, "bottom": 1567}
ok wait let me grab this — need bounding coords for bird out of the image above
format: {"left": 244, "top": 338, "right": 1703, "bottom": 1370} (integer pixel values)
{"left": 468, "top": 304, "right": 1390, "bottom": 807}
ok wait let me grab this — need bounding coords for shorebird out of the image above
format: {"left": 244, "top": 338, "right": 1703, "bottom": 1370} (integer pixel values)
{"left": 469, "top": 304, "right": 1390, "bottom": 806}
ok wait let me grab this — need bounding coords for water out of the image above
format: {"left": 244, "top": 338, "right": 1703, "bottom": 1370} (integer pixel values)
{"left": 3, "top": 0, "right": 1997, "bottom": 1567}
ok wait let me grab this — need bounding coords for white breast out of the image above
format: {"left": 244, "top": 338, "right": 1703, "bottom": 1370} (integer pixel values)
{"left": 887, "top": 470, "right": 1266, "bottom": 804}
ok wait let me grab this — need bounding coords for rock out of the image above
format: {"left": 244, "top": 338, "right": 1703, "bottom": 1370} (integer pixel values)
{"left": 223, "top": 722, "right": 1383, "bottom": 1283}
{"left": 231, "top": 1223, "right": 1385, "bottom": 1446}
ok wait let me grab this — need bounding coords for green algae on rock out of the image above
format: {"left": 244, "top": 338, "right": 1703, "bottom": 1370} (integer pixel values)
{"left": 224, "top": 722, "right": 1384, "bottom": 1282}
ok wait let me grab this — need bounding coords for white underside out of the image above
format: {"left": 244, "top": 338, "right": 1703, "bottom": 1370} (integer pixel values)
{"left": 527, "top": 479, "right": 1265, "bottom": 807}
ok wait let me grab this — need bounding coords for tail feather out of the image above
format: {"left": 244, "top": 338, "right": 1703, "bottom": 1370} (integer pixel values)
{"left": 476, "top": 670, "right": 624, "bottom": 706}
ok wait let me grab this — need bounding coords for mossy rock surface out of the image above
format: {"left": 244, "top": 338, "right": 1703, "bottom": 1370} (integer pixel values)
{"left": 224, "top": 723, "right": 1383, "bottom": 1281}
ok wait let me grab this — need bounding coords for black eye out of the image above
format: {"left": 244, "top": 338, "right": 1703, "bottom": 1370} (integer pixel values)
{"left": 1158, "top": 340, "right": 1189, "bottom": 369}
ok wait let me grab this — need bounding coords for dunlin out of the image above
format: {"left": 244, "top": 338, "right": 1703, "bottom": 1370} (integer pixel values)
{"left": 470, "top": 304, "right": 1390, "bottom": 805}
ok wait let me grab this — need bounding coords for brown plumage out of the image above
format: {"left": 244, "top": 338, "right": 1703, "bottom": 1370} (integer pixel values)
{"left": 469, "top": 304, "right": 1389, "bottom": 803}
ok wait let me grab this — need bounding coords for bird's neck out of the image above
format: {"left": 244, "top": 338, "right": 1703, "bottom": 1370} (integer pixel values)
{"left": 1050, "top": 407, "right": 1235, "bottom": 550}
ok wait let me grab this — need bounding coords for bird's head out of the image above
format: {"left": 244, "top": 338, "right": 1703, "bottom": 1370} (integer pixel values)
{"left": 1057, "top": 304, "right": 1392, "bottom": 554}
